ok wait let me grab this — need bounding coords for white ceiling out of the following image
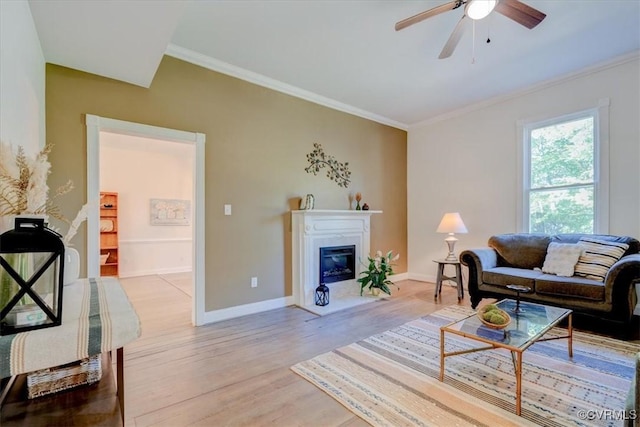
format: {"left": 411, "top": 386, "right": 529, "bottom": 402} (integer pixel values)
{"left": 28, "top": 0, "right": 640, "bottom": 128}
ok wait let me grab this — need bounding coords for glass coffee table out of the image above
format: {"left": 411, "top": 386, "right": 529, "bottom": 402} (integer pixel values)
{"left": 439, "top": 299, "right": 572, "bottom": 415}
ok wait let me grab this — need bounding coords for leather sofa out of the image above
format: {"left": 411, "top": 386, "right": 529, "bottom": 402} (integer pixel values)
{"left": 460, "top": 233, "right": 640, "bottom": 323}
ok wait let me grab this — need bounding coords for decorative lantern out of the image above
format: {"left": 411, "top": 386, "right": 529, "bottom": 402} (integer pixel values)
{"left": 315, "top": 283, "right": 329, "bottom": 306}
{"left": 0, "top": 218, "right": 65, "bottom": 335}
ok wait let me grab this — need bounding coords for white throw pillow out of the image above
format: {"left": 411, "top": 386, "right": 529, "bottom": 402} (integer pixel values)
{"left": 574, "top": 237, "right": 629, "bottom": 282}
{"left": 541, "top": 243, "right": 583, "bottom": 277}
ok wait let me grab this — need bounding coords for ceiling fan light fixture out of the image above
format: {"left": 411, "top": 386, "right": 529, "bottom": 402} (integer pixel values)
{"left": 465, "top": 0, "right": 497, "bottom": 20}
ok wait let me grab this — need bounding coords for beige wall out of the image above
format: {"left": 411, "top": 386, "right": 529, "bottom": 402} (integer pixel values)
{"left": 46, "top": 56, "right": 407, "bottom": 311}
{"left": 407, "top": 57, "right": 640, "bottom": 281}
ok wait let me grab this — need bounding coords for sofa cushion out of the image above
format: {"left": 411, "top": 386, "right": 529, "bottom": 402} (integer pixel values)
{"left": 535, "top": 274, "right": 605, "bottom": 301}
{"left": 574, "top": 237, "right": 629, "bottom": 282}
{"left": 541, "top": 242, "right": 583, "bottom": 277}
{"left": 553, "top": 234, "right": 639, "bottom": 257}
{"left": 483, "top": 267, "right": 543, "bottom": 290}
{"left": 488, "top": 234, "right": 551, "bottom": 269}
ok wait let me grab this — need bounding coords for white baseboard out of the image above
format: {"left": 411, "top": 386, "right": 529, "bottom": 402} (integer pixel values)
{"left": 120, "top": 266, "right": 192, "bottom": 278}
{"left": 407, "top": 272, "right": 436, "bottom": 283}
{"left": 202, "top": 296, "right": 295, "bottom": 324}
{"left": 201, "top": 274, "right": 408, "bottom": 325}
{"left": 389, "top": 272, "right": 409, "bottom": 282}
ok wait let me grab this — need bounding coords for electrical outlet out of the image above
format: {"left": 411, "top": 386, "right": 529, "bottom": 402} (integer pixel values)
{"left": 251, "top": 277, "right": 258, "bottom": 288}
{"left": 224, "top": 204, "right": 232, "bottom": 215}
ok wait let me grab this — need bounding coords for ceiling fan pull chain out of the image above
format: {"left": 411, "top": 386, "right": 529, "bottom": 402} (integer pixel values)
{"left": 471, "top": 20, "right": 476, "bottom": 64}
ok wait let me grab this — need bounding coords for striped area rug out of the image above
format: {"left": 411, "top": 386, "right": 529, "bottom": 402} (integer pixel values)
{"left": 291, "top": 305, "right": 638, "bottom": 427}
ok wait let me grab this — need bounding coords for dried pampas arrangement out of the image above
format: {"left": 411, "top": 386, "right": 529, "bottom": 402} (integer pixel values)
{"left": 0, "top": 141, "right": 89, "bottom": 244}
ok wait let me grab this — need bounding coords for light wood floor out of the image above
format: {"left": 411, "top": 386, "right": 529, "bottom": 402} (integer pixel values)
{"left": 2, "top": 275, "right": 463, "bottom": 426}
{"left": 3, "top": 275, "right": 633, "bottom": 426}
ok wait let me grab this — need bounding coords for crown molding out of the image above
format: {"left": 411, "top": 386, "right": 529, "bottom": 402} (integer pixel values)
{"left": 165, "top": 44, "right": 408, "bottom": 131}
{"left": 409, "top": 50, "right": 640, "bottom": 130}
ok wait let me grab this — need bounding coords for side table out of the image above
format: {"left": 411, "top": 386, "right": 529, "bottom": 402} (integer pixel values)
{"left": 433, "top": 259, "right": 464, "bottom": 301}
{"left": 0, "top": 277, "right": 141, "bottom": 424}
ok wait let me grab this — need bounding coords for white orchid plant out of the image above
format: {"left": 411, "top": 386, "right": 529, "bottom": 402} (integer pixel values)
{"left": 357, "top": 250, "right": 400, "bottom": 296}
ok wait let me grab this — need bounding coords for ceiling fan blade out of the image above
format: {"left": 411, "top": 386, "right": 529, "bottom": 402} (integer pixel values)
{"left": 439, "top": 15, "right": 467, "bottom": 59}
{"left": 395, "top": 0, "right": 461, "bottom": 31}
{"left": 494, "top": 0, "right": 546, "bottom": 29}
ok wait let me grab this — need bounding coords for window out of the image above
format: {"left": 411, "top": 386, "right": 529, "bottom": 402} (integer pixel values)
{"left": 517, "top": 100, "right": 609, "bottom": 234}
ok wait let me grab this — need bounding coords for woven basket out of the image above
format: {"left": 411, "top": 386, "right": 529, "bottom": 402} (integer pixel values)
{"left": 27, "top": 354, "right": 102, "bottom": 399}
{"left": 477, "top": 306, "right": 512, "bottom": 330}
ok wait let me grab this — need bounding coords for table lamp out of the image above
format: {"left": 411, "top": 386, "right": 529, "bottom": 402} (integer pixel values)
{"left": 436, "top": 212, "right": 468, "bottom": 261}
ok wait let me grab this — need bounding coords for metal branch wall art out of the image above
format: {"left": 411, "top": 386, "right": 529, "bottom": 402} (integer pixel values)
{"left": 305, "top": 143, "right": 351, "bottom": 188}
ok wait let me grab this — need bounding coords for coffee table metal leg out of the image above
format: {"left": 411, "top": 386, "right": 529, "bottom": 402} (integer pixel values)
{"left": 439, "top": 329, "right": 445, "bottom": 381}
{"left": 568, "top": 313, "right": 573, "bottom": 358}
{"left": 515, "top": 351, "right": 522, "bottom": 416}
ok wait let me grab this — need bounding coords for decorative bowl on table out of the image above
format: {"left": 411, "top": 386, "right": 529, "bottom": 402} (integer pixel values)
{"left": 478, "top": 304, "right": 512, "bottom": 330}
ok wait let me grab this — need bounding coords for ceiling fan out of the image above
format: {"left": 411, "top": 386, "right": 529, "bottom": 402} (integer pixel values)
{"left": 395, "top": 0, "right": 546, "bottom": 59}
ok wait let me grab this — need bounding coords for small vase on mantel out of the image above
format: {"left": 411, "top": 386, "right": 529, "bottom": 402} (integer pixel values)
{"left": 300, "top": 194, "right": 315, "bottom": 210}
{"left": 371, "top": 287, "right": 381, "bottom": 296}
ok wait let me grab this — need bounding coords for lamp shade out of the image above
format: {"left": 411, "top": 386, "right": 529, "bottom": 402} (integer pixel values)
{"left": 436, "top": 213, "right": 468, "bottom": 234}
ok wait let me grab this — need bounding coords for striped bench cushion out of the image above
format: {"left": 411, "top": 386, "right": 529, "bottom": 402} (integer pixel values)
{"left": 574, "top": 237, "right": 629, "bottom": 282}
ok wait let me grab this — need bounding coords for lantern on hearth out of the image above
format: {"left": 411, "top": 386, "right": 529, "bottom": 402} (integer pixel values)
{"left": 0, "top": 218, "right": 65, "bottom": 335}
{"left": 315, "top": 283, "right": 329, "bottom": 306}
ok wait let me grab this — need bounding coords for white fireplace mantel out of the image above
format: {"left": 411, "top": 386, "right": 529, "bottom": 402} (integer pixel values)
{"left": 291, "top": 209, "right": 382, "bottom": 314}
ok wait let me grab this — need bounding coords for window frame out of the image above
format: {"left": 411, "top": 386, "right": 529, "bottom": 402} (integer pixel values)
{"left": 516, "top": 99, "right": 610, "bottom": 234}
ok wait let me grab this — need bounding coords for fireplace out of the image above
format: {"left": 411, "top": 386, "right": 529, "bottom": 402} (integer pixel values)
{"left": 319, "top": 245, "right": 355, "bottom": 284}
{"left": 291, "top": 209, "right": 381, "bottom": 314}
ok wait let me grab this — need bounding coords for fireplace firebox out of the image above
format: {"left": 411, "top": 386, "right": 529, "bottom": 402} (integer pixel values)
{"left": 319, "top": 245, "right": 356, "bottom": 284}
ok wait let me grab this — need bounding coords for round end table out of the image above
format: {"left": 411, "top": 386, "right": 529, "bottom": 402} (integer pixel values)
{"left": 433, "top": 259, "right": 464, "bottom": 301}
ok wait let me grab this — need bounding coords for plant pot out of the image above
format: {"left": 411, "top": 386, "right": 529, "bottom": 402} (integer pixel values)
{"left": 371, "top": 288, "right": 381, "bottom": 296}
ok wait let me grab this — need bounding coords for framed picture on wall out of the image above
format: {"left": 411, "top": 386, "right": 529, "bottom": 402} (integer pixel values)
{"left": 150, "top": 199, "right": 191, "bottom": 226}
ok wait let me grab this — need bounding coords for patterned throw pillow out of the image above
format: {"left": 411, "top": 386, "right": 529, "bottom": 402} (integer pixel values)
{"left": 574, "top": 237, "right": 629, "bottom": 282}
{"left": 541, "top": 243, "right": 583, "bottom": 277}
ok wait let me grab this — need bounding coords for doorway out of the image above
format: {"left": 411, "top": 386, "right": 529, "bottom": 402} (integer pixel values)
{"left": 85, "top": 115, "right": 206, "bottom": 326}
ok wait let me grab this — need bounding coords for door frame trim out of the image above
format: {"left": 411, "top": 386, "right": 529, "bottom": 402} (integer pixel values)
{"left": 85, "top": 114, "right": 206, "bottom": 326}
